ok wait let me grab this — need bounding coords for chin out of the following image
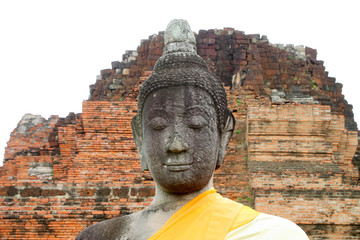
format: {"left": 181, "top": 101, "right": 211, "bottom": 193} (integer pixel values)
{"left": 158, "top": 176, "right": 211, "bottom": 194}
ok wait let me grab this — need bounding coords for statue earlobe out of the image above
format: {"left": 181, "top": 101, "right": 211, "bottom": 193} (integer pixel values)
{"left": 131, "top": 115, "right": 149, "bottom": 171}
{"left": 216, "top": 111, "right": 235, "bottom": 169}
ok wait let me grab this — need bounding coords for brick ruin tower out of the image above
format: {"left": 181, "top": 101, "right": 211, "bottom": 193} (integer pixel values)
{"left": 0, "top": 27, "right": 359, "bottom": 239}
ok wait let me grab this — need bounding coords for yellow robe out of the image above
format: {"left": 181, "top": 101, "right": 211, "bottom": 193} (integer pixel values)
{"left": 148, "top": 189, "right": 260, "bottom": 240}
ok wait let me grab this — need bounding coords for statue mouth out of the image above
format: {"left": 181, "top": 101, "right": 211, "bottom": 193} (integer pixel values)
{"left": 164, "top": 163, "right": 193, "bottom": 172}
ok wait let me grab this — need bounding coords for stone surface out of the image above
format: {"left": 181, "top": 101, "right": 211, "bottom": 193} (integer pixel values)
{"left": 28, "top": 162, "right": 53, "bottom": 180}
{"left": 16, "top": 114, "right": 45, "bottom": 133}
{"left": 271, "top": 89, "right": 286, "bottom": 104}
{"left": 163, "top": 19, "right": 197, "bottom": 54}
{"left": 76, "top": 19, "right": 236, "bottom": 239}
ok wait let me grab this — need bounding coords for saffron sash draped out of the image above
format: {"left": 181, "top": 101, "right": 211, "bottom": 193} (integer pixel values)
{"left": 148, "top": 189, "right": 260, "bottom": 240}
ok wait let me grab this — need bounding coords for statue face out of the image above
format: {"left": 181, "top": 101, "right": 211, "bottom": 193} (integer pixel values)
{"left": 141, "top": 86, "right": 219, "bottom": 193}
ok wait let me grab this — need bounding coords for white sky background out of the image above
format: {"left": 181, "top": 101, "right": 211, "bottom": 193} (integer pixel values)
{"left": 0, "top": 0, "right": 359, "bottom": 166}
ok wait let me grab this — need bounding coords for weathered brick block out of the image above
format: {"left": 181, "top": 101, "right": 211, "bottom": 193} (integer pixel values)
{"left": 113, "top": 187, "right": 129, "bottom": 198}
{"left": 20, "top": 188, "right": 42, "bottom": 197}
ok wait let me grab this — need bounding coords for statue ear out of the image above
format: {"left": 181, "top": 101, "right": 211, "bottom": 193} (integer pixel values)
{"left": 216, "top": 111, "right": 235, "bottom": 169}
{"left": 131, "top": 115, "right": 149, "bottom": 171}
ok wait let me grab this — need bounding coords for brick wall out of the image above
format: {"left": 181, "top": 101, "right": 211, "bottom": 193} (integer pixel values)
{"left": 247, "top": 104, "right": 359, "bottom": 238}
{"left": 0, "top": 90, "right": 250, "bottom": 239}
{"left": 91, "top": 28, "right": 357, "bottom": 131}
{"left": 1, "top": 27, "right": 360, "bottom": 239}
{"left": 1, "top": 91, "right": 359, "bottom": 239}
{"left": 0, "top": 100, "right": 151, "bottom": 239}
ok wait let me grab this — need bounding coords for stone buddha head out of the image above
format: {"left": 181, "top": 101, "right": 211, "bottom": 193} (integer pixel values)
{"left": 132, "top": 19, "right": 235, "bottom": 195}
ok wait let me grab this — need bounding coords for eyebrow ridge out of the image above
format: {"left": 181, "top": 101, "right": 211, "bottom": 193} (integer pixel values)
{"left": 185, "top": 106, "right": 211, "bottom": 119}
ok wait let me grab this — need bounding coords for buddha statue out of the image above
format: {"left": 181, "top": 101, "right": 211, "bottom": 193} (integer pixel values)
{"left": 76, "top": 19, "right": 309, "bottom": 240}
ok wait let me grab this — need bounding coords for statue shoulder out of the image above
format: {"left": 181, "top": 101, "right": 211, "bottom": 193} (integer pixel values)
{"left": 75, "top": 214, "right": 135, "bottom": 240}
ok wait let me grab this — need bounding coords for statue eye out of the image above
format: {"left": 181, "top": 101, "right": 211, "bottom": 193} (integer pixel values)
{"left": 187, "top": 116, "right": 207, "bottom": 129}
{"left": 149, "top": 117, "right": 168, "bottom": 130}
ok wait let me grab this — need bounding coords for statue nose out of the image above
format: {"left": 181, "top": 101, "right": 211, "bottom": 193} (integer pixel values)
{"left": 167, "top": 134, "right": 189, "bottom": 153}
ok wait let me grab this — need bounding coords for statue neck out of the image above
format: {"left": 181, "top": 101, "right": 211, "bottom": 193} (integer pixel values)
{"left": 149, "top": 177, "right": 214, "bottom": 210}
{"left": 133, "top": 177, "right": 215, "bottom": 239}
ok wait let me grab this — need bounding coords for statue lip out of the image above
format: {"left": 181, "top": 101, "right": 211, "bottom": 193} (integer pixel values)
{"left": 164, "top": 163, "right": 193, "bottom": 172}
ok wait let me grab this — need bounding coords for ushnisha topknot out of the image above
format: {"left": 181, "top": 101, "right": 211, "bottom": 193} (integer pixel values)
{"left": 134, "top": 19, "right": 231, "bottom": 133}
